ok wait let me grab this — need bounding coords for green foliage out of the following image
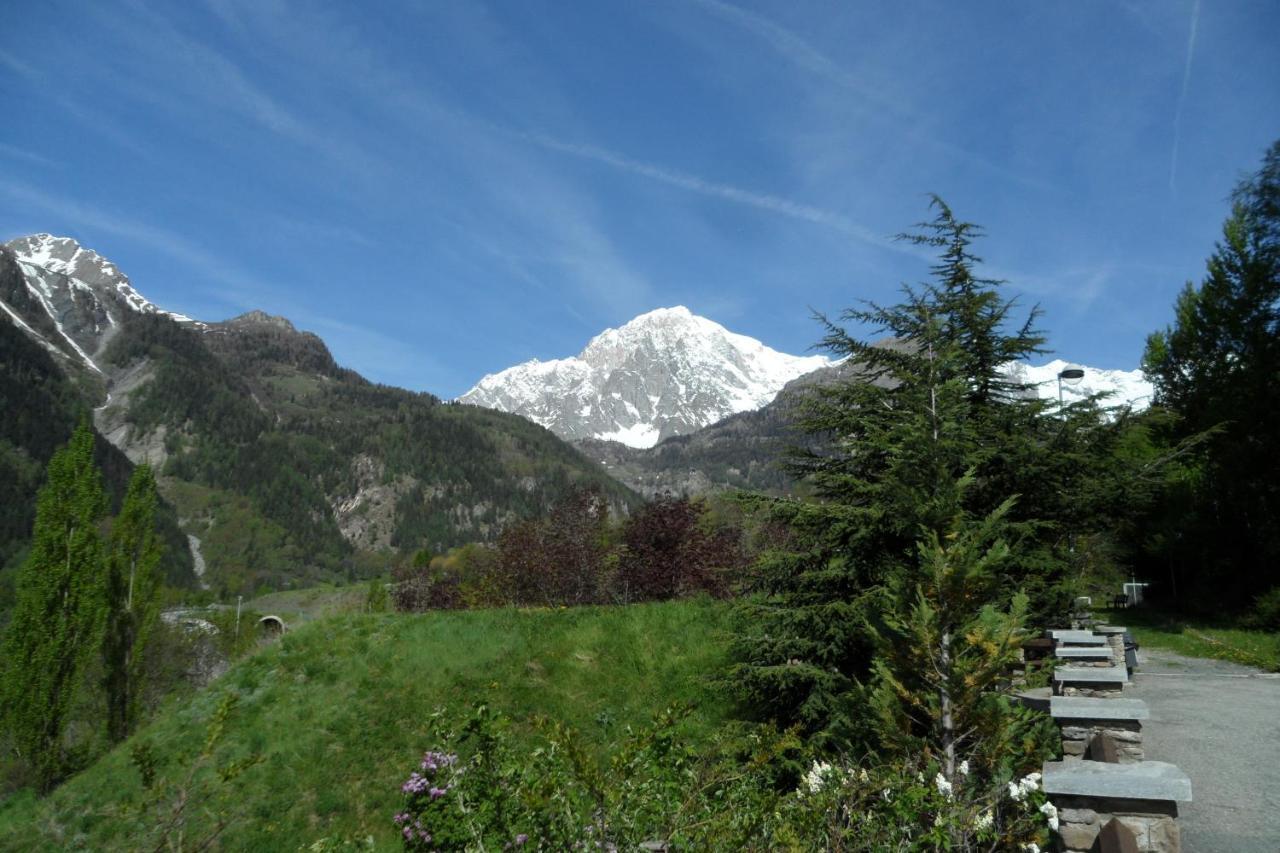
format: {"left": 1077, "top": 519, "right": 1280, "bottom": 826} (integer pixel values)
{"left": 732, "top": 198, "right": 1090, "bottom": 748}
{"left": 103, "top": 464, "right": 164, "bottom": 743}
{"left": 365, "top": 578, "right": 390, "bottom": 613}
{"left": 391, "top": 703, "right": 1055, "bottom": 851}
{"left": 869, "top": 497, "right": 1056, "bottom": 785}
{"left": 0, "top": 600, "right": 732, "bottom": 849}
{"left": 0, "top": 422, "right": 109, "bottom": 790}
{"left": 118, "top": 693, "right": 262, "bottom": 850}
{"left": 1139, "top": 139, "right": 1280, "bottom": 609}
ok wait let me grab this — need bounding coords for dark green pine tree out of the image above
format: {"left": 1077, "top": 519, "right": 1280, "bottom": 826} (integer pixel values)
{"left": 0, "top": 420, "right": 108, "bottom": 790}
{"left": 1141, "top": 140, "right": 1280, "bottom": 607}
{"left": 103, "top": 463, "right": 164, "bottom": 743}
{"left": 730, "top": 198, "right": 1079, "bottom": 749}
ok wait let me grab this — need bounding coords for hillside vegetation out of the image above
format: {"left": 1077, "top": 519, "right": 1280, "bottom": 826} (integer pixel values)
{"left": 0, "top": 599, "right": 731, "bottom": 850}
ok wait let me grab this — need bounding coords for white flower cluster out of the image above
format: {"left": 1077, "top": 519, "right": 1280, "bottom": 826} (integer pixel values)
{"left": 1039, "top": 801, "right": 1059, "bottom": 831}
{"left": 934, "top": 772, "right": 953, "bottom": 800}
{"left": 1007, "top": 771, "right": 1042, "bottom": 802}
{"left": 1022, "top": 844, "right": 1041, "bottom": 853}
{"left": 974, "top": 810, "right": 994, "bottom": 831}
{"left": 804, "top": 761, "right": 835, "bottom": 794}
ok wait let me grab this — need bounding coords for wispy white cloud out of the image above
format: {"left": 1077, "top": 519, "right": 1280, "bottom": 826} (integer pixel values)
{"left": 0, "top": 143, "right": 57, "bottom": 168}
{"left": 520, "top": 131, "right": 897, "bottom": 250}
{"left": 1169, "top": 0, "right": 1201, "bottom": 193}
{"left": 0, "top": 179, "right": 276, "bottom": 309}
{"left": 0, "top": 49, "right": 37, "bottom": 78}
{"left": 687, "top": 0, "right": 1057, "bottom": 194}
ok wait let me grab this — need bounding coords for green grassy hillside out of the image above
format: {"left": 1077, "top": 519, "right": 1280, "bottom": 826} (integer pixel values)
{"left": 0, "top": 599, "right": 731, "bottom": 850}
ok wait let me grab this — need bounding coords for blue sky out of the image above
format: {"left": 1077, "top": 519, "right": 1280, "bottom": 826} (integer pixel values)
{"left": 2, "top": 1, "right": 1277, "bottom": 397}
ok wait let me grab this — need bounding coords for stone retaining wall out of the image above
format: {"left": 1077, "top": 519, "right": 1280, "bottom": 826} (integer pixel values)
{"left": 1054, "top": 797, "right": 1179, "bottom": 853}
{"left": 1059, "top": 719, "right": 1143, "bottom": 762}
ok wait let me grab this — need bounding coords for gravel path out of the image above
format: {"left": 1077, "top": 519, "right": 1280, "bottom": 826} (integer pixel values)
{"left": 1126, "top": 646, "right": 1280, "bottom": 852}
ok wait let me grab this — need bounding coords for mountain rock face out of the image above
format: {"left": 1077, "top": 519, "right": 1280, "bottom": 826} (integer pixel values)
{"left": 1, "top": 235, "right": 634, "bottom": 596}
{"left": 459, "top": 306, "right": 830, "bottom": 448}
{"left": 1, "top": 234, "right": 199, "bottom": 376}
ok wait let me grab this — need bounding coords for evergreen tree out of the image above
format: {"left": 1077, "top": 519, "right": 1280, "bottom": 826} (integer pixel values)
{"left": 1141, "top": 140, "right": 1280, "bottom": 607}
{"left": 103, "top": 463, "right": 163, "bottom": 743}
{"left": 730, "top": 198, "right": 1081, "bottom": 748}
{"left": 0, "top": 420, "right": 108, "bottom": 790}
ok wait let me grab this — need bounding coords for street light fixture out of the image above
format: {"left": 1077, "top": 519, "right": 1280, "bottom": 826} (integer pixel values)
{"left": 1057, "top": 367, "right": 1084, "bottom": 412}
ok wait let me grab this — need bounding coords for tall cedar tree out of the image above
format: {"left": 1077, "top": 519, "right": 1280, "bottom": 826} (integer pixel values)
{"left": 730, "top": 198, "right": 1087, "bottom": 748}
{"left": 103, "top": 463, "right": 163, "bottom": 743}
{"left": 1141, "top": 140, "right": 1280, "bottom": 608}
{"left": 0, "top": 420, "right": 108, "bottom": 790}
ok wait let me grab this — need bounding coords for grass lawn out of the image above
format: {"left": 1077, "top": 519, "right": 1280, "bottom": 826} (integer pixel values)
{"left": 0, "top": 598, "right": 733, "bottom": 851}
{"left": 1101, "top": 607, "right": 1280, "bottom": 672}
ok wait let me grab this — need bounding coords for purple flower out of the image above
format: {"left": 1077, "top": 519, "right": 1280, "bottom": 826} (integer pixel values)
{"left": 429, "top": 785, "right": 448, "bottom": 800}
{"left": 393, "top": 812, "right": 410, "bottom": 825}
{"left": 402, "top": 826, "right": 414, "bottom": 841}
{"left": 402, "top": 772, "right": 430, "bottom": 794}
{"left": 515, "top": 834, "right": 529, "bottom": 846}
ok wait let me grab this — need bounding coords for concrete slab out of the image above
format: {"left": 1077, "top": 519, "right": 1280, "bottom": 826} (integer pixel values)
{"left": 1055, "top": 647, "right": 1114, "bottom": 659}
{"left": 1094, "top": 625, "right": 1128, "bottom": 635}
{"left": 1050, "top": 696, "right": 1149, "bottom": 721}
{"left": 1043, "top": 759, "right": 1192, "bottom": 803}
{"left": 1048, "top": 630, "right": 1107, "bottom": 645}
{"left": 1055, "top": 665, "right": 1129, "bottom": 685}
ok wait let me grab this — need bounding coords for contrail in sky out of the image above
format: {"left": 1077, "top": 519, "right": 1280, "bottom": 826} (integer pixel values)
{"left": 1169, "top": 0, "right": 1201, "bottom": 193}
{"left": 521, "top": 131, "right": 897, "bottom": 251}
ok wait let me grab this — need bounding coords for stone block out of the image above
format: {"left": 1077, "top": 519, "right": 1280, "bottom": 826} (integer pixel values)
{"left": 1063, "top": 739, "right": 1087, "bottom": 756}
{"left": 1058, "top": 820, "right": 1099, "bottom": 851}
{"left": 1059, "top": 807, "right": 1099, "bottom": 824}
{"left": 1042, "top": 761, "right": 1192, "bottom": 803}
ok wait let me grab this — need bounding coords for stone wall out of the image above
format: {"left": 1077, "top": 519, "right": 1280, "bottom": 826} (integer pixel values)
{"left": 1059, "top": 719, "right": 1143, "bottom": 762}
{"left": 1054, "top": 797, "right": 1179, "bottom": 853}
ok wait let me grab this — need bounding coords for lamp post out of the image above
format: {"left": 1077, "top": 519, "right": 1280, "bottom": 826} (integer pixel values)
{"left": 1057, "top": 367, "right": 1084, "bottom": 413}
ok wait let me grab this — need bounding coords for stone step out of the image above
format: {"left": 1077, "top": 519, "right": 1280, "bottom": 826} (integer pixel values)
{"left": 1043, "top": 760, "right": 1192, "bottom": 803}
{"left": 1050, "top": 696, "right": 1149, "bottom": 722}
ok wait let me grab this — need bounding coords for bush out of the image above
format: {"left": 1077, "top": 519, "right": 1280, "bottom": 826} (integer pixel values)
{"left": 391, "top": 704, "right": 1056, "bottom": 851}
{"left": 1246, "top": 587, "right": 1280, "bottom": 631}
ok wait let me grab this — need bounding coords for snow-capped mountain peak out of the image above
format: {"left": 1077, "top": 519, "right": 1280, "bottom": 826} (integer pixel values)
{"left": 460, "top": 307, "right": 831, "bottom": 448}
{"left": 1, "top": 233, "right": 203, "bottom": 375}
{"left": 8, "top": 233, "right": 198, "bottom": 323}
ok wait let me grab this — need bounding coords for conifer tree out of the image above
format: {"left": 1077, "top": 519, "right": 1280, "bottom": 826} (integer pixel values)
{"left": 730, "top": 198, "right": 1069, "bottom": 749}
{"left": 1141, "top": 140, "right": 1280, "bottom": 606}
{"left": 0, "top": 420, "right": 108, "bottom": 790}
{"left": 103, "top": 463, "right": 163, "bottom": 743}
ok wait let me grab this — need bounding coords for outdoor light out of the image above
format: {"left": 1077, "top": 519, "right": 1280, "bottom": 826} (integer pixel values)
{"left": 1057, "top": 367, "right": 1085, "bottom": 412}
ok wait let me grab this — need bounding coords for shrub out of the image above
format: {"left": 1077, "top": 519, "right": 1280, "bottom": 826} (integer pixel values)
{"left": 1246, "top": 586, "right": 1280, "bottom": 631}
{"left": 391, "top": 705, "right": 1056, "bottom": 851}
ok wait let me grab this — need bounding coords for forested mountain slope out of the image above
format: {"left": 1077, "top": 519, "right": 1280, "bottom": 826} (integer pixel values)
{"left": 1, "top": 238, "right": 634, "bottom": 597}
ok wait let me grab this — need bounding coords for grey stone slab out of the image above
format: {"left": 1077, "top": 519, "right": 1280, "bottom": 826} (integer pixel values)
{"left": 1050, "top": 696, "right": 1149, "bottom": 721}
{"left": 1055, "top": 647, "right": 1114, "bottom": 659}
{"left": 1055, "top": 665, "right": 1129, "bottom": 684}
{"left": 1094, "top": 625, "right": 1128, "bottom": 635}
{"left": 1048, "top": 630, "right": 1108, "bottom": 645}
{"left": 1043, "top": 760, "right": 1192, "bottom": 803}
